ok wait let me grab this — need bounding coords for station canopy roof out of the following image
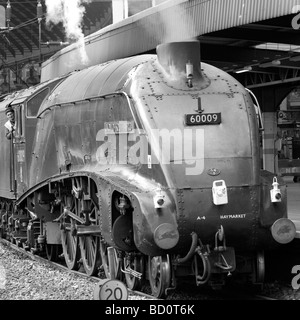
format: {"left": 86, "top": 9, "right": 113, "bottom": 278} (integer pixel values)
{"left": 200, "top": 13, "right": 300, "bottom": 88}
{"left": 1, "top": 0, "right": 300, "bottom": 89}
{"left": 0, "top": 0, "right": 112, "bottom": 67}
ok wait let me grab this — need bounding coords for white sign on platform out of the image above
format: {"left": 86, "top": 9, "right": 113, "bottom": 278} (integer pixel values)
{"left": 94, "top": 279, "right": 128, "bottom": 300}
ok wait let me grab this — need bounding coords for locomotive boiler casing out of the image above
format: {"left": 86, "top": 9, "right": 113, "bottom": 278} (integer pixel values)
{"left": 26, "top": 55, "right": 180, "bottom": 256}
{"left": 18, "top": 41, "right": 295, "bottom": 258}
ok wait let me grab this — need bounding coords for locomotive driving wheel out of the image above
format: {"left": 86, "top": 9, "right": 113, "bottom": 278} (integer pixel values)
{"left": 60, "top": 180, "right": 82, "bottom": 270}
{"left": 148, "top": 255, "right": 171, "bottom": 298}
{"left": 124, "top": 254, "right": 144, "bottom": 290}
{"left": 248, "top": 250, "right": 265, "bottom": 287}
{"left": 254, "top": 250, "right": 265, "bottom": 284}
{"left": 61, "top": 222, "right": 80, "bottom": 270}
{"left": 100, "top": 240, "right": 121, "bottom": 280}
{"left": 78, "top": 180, "right": 101, "bottom": 276}
{"left": 45, "top": 244, "right": 59, "bottom": 262}
{"left": 79, "top": 236, "right": 101, "bottom": 276}
{"left": 100, "top": 240, "right": 111, "bottom": 278}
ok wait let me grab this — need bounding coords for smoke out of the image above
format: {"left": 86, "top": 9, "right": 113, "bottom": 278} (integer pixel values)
{"left": 141, "top": 1, "right": 197, "bottom": 44}
{"left": 161, "top": 5, "right": 197, "bottom": 43}
{"left": 45, "top": 0, "right": 90, "bottom": 65}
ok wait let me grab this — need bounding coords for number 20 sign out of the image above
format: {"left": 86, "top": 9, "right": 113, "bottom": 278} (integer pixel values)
{"left": 94, "top": 280, "right": 128, "bottom": 300}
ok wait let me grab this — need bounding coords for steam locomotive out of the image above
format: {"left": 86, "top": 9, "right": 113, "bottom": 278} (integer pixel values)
{"left": 0, "top": 41, "right": 296, "bottom": 298}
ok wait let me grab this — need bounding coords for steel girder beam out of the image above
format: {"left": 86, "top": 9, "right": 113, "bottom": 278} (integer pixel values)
{"left": 0, "top": 35, "right": 15, "bottom": 57}
{"left": 233, "top": 67, "right": 300, "bottom": 89}
{"left": 200, "top": 43, "right": 293, "bottom": 66}
{"left": 208, "top": 24, "right": 300, "bottom": 46}
{"left": 5, "top": 33, "right": 24, "bottom": 56}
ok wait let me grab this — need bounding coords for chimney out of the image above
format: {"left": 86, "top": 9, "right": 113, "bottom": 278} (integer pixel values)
{"left": 156, "top": 41, "right": 203, "bottom": 88}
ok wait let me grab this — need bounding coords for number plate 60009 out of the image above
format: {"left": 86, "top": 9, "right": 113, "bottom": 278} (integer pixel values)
{"left": 185, "top": 113, "right": 221, "bottom": 125}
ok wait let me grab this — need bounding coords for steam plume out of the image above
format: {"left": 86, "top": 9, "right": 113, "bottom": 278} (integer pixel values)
{"left": 45, "top": 0, "right": 90, "bottom": 64}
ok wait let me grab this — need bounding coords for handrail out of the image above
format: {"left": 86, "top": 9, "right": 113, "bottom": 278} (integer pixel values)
{"left": 245, "top": 87, "right": 264, "bottom": 132}
{"left": 9, "top": 135, "right": 16, "bottom": 195}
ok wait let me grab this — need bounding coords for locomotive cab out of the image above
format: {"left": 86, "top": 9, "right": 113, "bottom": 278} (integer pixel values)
{"left": 6, "top": 78, "right": 66, "bottom": 196}
{"left": 0, "top": 78, "right": 66, "bottom": 246}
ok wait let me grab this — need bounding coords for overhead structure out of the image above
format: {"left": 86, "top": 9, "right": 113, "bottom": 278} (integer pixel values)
{"left": 0, "top": 0, "right": 112, "bottom": 92}
{"left": 1, "top": 0, "right": 300, "bottom": 92}
{"left": 0, "top": 0, "right": 112, "bottom": 68}
{"left": 41, "top": 0, "right": 300, "bottom": 87}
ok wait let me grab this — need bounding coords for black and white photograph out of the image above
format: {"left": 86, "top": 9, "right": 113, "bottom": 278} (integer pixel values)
{"left": 0, "top": 0, "right": 300, "bottom": 311}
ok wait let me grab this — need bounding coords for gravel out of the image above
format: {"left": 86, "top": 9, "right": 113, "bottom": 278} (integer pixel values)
{"left": 0, "top": 242, "right": 99, "bottom": 300}
{"left": 0, "top": 242, "right": 148, "bottom": 300}
{"left": 262, "top": 281, "right": 300, "bottom": 300}
{"left": 3, "top": 240, "right": 296, "bottom": 301}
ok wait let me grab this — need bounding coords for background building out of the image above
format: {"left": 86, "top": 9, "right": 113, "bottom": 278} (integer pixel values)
{"left": 0, "top": 0, "right": 168, "bottom": 95}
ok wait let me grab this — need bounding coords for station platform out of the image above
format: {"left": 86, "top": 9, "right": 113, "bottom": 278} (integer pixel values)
{"left": 285, "top": 176, "right": 300, "bottom": 238}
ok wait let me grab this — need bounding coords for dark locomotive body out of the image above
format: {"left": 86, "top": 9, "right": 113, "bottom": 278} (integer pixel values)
{"left": 0, "top": 41, "right": 296, "bottom": 297}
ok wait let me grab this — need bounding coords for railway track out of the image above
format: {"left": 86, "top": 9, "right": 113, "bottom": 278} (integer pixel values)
{"left": 0, "top": 238, "right": 281, "bottom": 300}
{"left": 213, "top": 287, "right": 278, "bottom": 300}
{"left": 0, "top": 238, "right": 158, "bottom": 300}
{"left": 167, "top": 279, "right": 278, "bottom": 301}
